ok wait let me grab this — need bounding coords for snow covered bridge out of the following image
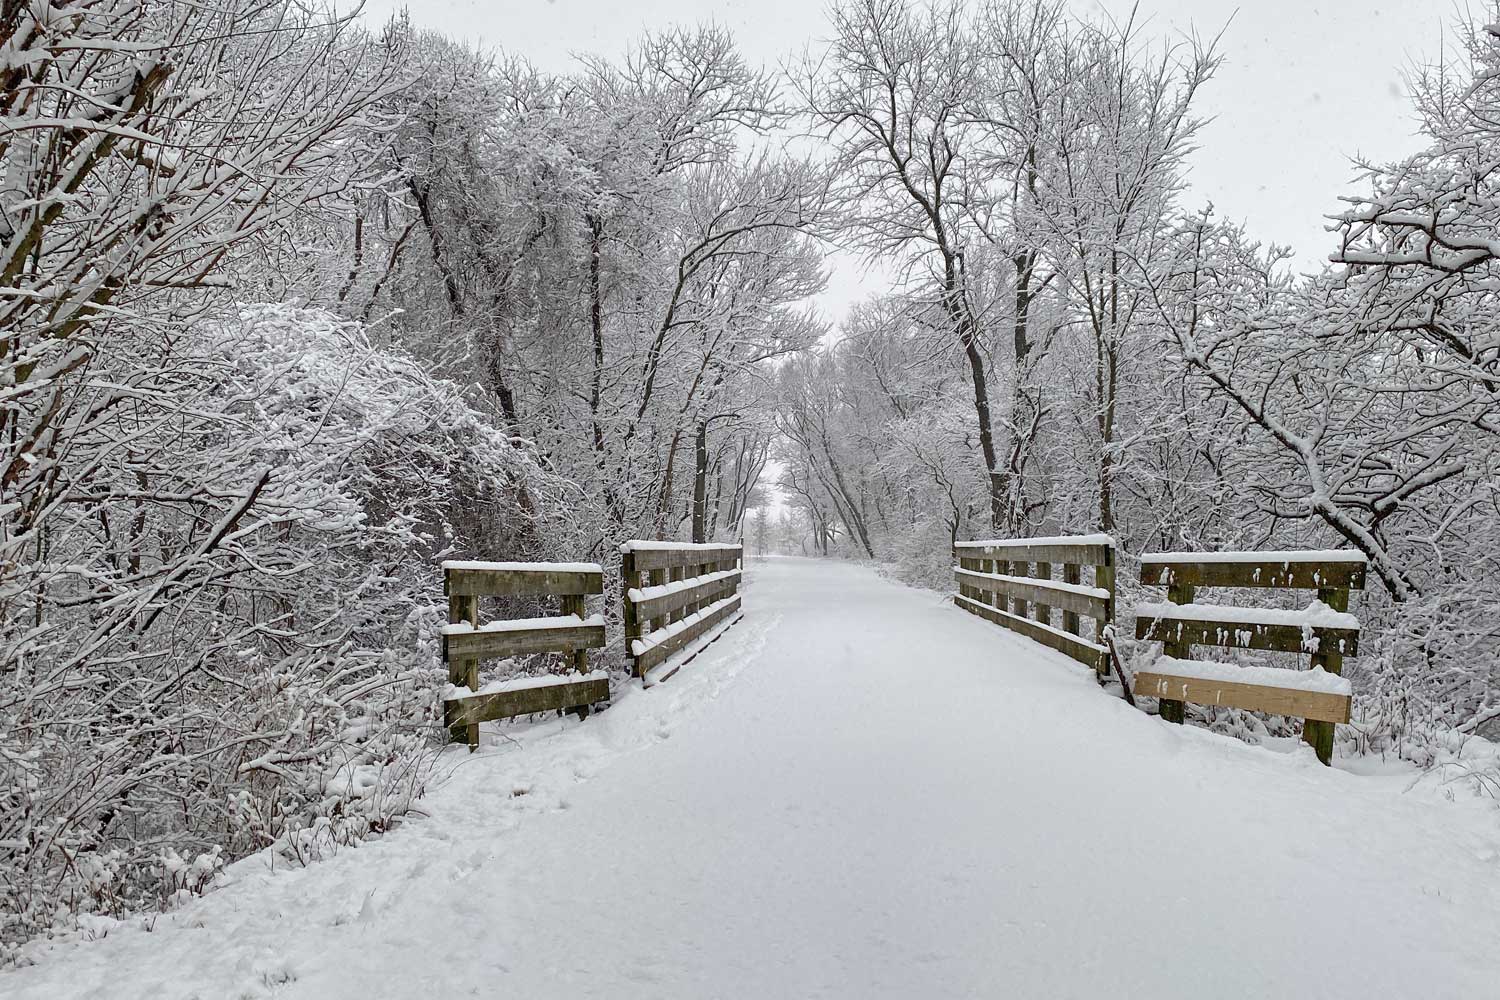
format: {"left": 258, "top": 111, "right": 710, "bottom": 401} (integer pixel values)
{"left": 10, "top": 558, "right": 1498, "bottom": 998}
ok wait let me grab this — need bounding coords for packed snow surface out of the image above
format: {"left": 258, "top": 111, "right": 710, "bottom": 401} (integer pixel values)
{"left": 1144, "top": 657, "right": 1353, "bottom": 695}
{"left": 9, "top": 559, "right": 1499, "bottom": 999}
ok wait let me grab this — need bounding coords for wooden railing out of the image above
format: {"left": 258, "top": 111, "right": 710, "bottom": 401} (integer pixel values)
{"left": 440, "top": 560, "right": 608, "bottom": 750}
{"left": 953, "top": 535, "right": 1116, "bottom": 676}
{"left": 1131, "top": 550, "right": 1367, "bottom": 764}
{"left": 622, "top": 541, "right": 744, "bottom": 685}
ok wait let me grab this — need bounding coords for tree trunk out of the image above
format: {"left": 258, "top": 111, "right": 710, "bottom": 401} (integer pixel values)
{"left": 943, "top": 253, "right": 1004, "bottom": 530}
{"left": 691, "top": 420, "right": 709, "bottom": 543}
{"left": 588, "top": 214, "right": 606, "bottom": 455}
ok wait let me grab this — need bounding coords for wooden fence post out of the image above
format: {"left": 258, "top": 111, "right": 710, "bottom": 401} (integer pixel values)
{"left": 561, "top": 593, "right": 588, "bottom": 674}
{"left": 1034, "top": 561, "right": 1052, "bottom": 627}
{"left": 668, "top": 565, "right": 684, "bottom": 624}
{"left": 1304, "top": 585, "right": 1348, "bottom": 765}
{"left": 622, "top": 549, "right": 642, "bottom": 679}
{"left": 445, "top": 577, "right": 481, "bottom": 748}
{"left": 1158, "top": 581, "right": 1193, "bottom": 723}
{"left": 1095, "top": 547, "right": 1116, "bottom": 678}
{"left": 1063, "top": 562, "right": 1081, "bottom": 637}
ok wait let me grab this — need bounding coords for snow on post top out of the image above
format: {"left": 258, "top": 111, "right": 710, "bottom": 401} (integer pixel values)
{"left": 955, "top": 533, "right": 1114, "bottom": 548}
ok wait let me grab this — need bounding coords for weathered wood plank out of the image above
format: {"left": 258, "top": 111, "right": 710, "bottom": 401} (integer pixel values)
{"left": 443, "top": 621, "right": 607, "bottom": 662}
{"left": 954, "top": 542, "right": 1113, "bottom": 566}
{"left": 444, "top": 566, "right": 604, "bottom": 597}
{"left": 1139, "top": 559, "right": 1366, "bottom": 591}
{"left": 1133, "top": 671, "right": 1351, "bottom": 724}
{"left": 628, "top": 545, "right": 742, "bottom": 572}
{"left": 446, "top": 677, "right": 611, "bottom": 727}
{"left": 1134, "top": 615, "right": 1359, "bottom": 656}
{"left": 630, "top": 571, "right": 741, "bottom": 622}
{"left": 954, "top": 594, "right": 1106, "bottom": 673}
{"left": 634, "top": 594, "right": 743, "bottom": 674}
{"left": 953, "top": 568, "right": 1109, "bottom": 620}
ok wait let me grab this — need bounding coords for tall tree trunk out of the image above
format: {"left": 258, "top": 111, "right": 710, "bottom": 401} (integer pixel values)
{"left": 588, "top": 214, "right": 606, "bottom": 455}
{"left": 943, "top": 252, "right": 1004, "bottom": 530}
{"left": 691, "top": 420, "right": 709, "bottom": 543}
{"left": 1001, "top": 246, "right": 1039, "bottom": 532}
{"left": 1095, "top": 267, "right": 1120, "bottom": 535}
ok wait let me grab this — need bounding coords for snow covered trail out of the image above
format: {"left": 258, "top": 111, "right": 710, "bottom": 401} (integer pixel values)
{"left": 11, "top": 557, "right": 1500, "bottom": 999}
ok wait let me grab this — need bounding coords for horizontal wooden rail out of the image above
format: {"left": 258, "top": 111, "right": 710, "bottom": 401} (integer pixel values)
{"left": 955, "top": 535, "right": 1114, "bottom": 567}
{"left": 1134, "top": 614, "right": 1359, "bottom": 657}
{"left": 1139, "top": 552, "right": 1366, "bottom": 591}
{"left": 953, "top": 568, "right": 1109, "bottom": 620}
{"left": 442, "top": 560, "right": 604, "bottom": 597}
{"left": 441, "top": 617, "right": 607, "bottom": 661}
{"left": 1134, "top": 671, "right": 1351, "bottom": 724}
{"left": 631, "top": 569, "right": 741, "bottom": 622}
{"left": 445, "top": 675, "right": 611, "bottom": 728}
{"left": 627, "top": 543, "right": 743, "bottom": 573}
{"left": 633, "top": 594, "right": 743, "bottom": 676}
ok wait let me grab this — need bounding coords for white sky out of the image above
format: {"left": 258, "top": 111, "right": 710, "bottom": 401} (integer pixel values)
{"left": 365, "top": 0, "right": 1451, "bottom": 315}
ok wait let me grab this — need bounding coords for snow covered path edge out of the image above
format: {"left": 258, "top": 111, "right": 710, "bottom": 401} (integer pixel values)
{"left": 5, "top": 575, "right": 778, "bottom": 998}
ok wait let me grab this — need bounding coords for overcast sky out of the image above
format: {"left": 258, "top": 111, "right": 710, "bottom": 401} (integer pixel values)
{"left": 363, "top": 0, "right": 1452, "bottom": 316}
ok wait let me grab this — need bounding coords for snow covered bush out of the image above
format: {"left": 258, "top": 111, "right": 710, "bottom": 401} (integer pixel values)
{"left": 1, "top": 302, "right": 554, "bottom": 950}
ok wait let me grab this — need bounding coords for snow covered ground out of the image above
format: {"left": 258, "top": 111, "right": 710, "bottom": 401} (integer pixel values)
{"left": 9, "top": 557, "right": 1500, "bottom": 998}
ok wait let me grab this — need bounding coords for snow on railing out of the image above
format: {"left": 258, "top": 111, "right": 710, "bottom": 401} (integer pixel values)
{"left": 1134, "top": 601, "right": 1359, "bottom": 631}
{"left": 619, "top": 540, "right": 743, "bottom": 554}
{"left": 622, "top": 540, "right": 744, "bottom": 685}
{"left": 1139, "top": 549, "right": 1367, "bottom": 564}
{"left": 442, "top": 559, "right": 603, "bottom": 574}
{"left": 1133, "top": 549, "right": 1367, "bottom": 764}
{"left": 1147, "top": 657, "right": 1351, "bottom": 695}
{"left": 957, "top": 533, "right": 1115, "bottom": 549}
